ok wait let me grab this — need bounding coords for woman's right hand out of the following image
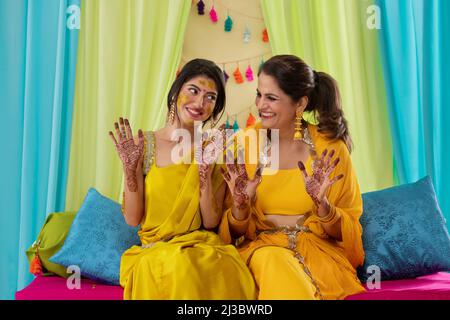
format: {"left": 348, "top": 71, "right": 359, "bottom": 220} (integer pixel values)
{"left": 109, "top": 117, "right": 144, "bottom": 191}
{"left": 220, "top": 150, "right": 263, "bottom": 210}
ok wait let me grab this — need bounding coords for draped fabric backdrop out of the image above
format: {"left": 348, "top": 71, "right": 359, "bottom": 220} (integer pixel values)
{"left": 377, "top": 0, "right": 450, "bottom": 229}
{"left": 0, "top": 0, "right": 80, "bottom": 299}
{"left": 64, "top": 0, "right": 191, "bottom": 211}
{"left": 1, "top": 0, "right": 449, "bottom": 301}
{"left": 260, "top": 0, "right": 394, "bottom": 193}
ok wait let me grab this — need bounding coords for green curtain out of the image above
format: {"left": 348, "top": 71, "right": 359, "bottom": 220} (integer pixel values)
{"left": 65, "top": 0, "right": 191, "bottom": 210}
{"left": 260, "top": 0, "right": 394, "bottom": 192}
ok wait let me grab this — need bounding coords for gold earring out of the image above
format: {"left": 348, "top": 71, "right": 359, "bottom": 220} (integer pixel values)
{"left": 167, "top": 102, "right": 176, "bottom": 125}
{"left": 293, "top": 110, "right": 303, "bottom": 141}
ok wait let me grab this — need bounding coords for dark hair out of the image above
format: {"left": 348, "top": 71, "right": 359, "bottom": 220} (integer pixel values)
{"left": 259, "top": 55, "right": 353, "bottom": 152}
{"left": 167, "top": 58, "right": 226, "bottom": 125}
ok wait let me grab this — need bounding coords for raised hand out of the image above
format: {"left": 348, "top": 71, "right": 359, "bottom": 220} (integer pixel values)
{"left": 298, "top": 149, "right": 344, "bottom": 207}
{"left": 221, "top": 149, "right": 263, "bottom": 210}
{"left": 109, "top": 117, "right": 144, "bottom": 192}
{"left": 197, "top": 124, "right": 229, "bottom": 195}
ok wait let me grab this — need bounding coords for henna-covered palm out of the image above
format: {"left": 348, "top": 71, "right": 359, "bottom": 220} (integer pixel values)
{"left": 197, "top": 124, "right": 229, "bottom": 195}
{"left": 298, "top": 149, "right": 344, "bottom": 207}
{"left": 221, "top": 149, "right": 263, "bottom": 210}
{"left": 109, "top": 117, "right": 144, "bottom": 192}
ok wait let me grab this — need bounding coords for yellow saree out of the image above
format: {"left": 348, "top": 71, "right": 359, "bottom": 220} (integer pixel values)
{"left": 219, "top": 123, "right": 366, "bottom": 300}
{"left": 120, "top": 132, "right": 256, "bottom": 300}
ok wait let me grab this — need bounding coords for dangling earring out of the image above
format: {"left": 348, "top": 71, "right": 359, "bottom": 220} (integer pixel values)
{"left": 167, "top": 102, "right": 176, "bottom": 125}
{"left": 293, "top": 109, "right": 303, "bottom": 141}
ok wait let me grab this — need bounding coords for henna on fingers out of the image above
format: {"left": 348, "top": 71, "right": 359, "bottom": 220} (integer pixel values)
{"left": 110, "top": 118, "right": 144, "bottom": 192}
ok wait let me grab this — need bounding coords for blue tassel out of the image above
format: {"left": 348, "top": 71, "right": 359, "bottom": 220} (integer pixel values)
{"left": 232, "top": 119, "right": 239, "bottom": 132}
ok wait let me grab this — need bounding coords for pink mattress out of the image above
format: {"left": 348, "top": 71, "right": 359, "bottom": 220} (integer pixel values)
{"left": 15, "top": 276, "right": 124, "bottom": 300}
{"left": 15, "top": 272, "right": 450, "bottom": 300}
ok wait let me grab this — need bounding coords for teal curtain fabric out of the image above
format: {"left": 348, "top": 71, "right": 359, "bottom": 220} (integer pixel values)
{"left": 378, "top": 0, "right": 450, "bottom": 229}
{"left": 0, "top": 0, "right": 80, "bottom": 299}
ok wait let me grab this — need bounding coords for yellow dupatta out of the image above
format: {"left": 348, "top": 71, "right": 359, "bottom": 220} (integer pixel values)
{"left": 119, "top": 131, "right": 256, "bottom": 299}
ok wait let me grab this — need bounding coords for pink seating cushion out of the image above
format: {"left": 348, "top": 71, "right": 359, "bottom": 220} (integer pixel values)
{"left": 346, "top": 272, "right": 450, "bottom": 300}
{"left": 16, "top": 272, "right": 450, "bottom": 300}
{"left": 15, "top": 276, "right": 123, "bottom": 300}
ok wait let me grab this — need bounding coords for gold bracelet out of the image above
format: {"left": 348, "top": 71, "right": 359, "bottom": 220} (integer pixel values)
{"left": 228, "top": 209, "right": 251, "bottom": 226}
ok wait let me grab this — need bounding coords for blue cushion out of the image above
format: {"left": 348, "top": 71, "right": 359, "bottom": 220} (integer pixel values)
{"left": 50, "top": 188, "right": 141, "bottom": 285}
{"left": 357, "top": 176, "right": 450, "bottom": 282}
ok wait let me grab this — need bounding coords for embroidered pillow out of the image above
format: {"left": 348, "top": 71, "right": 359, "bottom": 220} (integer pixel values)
{"left": 358, "top": 176, "right": 450, "bottom": 282}
{"left": 50, "top": 188, "right": 141, "bottom": 285}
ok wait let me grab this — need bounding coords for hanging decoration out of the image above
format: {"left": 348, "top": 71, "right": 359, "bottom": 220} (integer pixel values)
{"left": 223, "top": 69, "right": 230, "bottom": 83}
{"left": 246, "top": 112, "right": 256, "bottom": 128}
{"left": 180, "top": 52, "right": 271, "bottom": 86}
{"left": 221, "top": 107, "right": 260, "bottom": 131}
{"left": 233, "top": 67, "right": 244, "bottom": 84}
{"left": 262, "top": 28, "right": 269, "bottom": 42}
{"left": 224, "top": 14, "right": 233, "bottom": 32}
{"left": 225, "top": 115, "right": 231, "bottom": 129}
{"left": 232, "top": 116, "right": 240, "bottom": 132}
{"left": 197, "top": 0, "right": 205, "bottom": 15}
{"left": 243, "top": 25, "right": 251, "bottom": 43}
{"left": 209, "top": 5, "right": 218, "bottom": 23}
{"left": 196, "top": 1, "right": 269, "bottom": 43}
{"left": 245, "top": 65, "right": 254, "bottom": 82}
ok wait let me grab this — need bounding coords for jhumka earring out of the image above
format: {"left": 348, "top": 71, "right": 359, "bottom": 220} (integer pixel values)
{"left": 293, "top": 109, "right": 303, "bottom": 141}
{"left": 167, "top": 102, "right": 176, "bottom": 125}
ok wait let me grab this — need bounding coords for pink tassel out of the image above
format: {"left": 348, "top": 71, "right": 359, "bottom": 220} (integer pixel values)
{"left": 209, "top": 6, "right": 218, "bottom": 23}
{"left": 245, "top": 65, "right": 254, "bottom": 82}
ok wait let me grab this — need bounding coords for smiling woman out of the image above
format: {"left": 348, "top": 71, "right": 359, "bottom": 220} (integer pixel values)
{"left": 109, "top": 59, "right": 256, "bottom": 300}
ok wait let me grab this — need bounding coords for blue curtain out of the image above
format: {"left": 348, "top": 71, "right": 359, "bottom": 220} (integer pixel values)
{"left": 0, "top": 0, "right": 80, "bottom": 299}
{"left": 378, "top": 0, "right": 450, "bottom": 229}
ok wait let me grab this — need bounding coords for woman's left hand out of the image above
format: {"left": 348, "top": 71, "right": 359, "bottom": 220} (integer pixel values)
{"left": 298, "top": 149, "right": 344, "bottom": 207}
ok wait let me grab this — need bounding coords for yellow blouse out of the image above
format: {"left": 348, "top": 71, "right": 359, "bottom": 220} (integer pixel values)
{"left": 256, "top": 167, "right": 315, "bottom": 215}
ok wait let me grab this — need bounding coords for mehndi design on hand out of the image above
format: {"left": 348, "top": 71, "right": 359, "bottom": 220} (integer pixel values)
{"left": 298, "top": 148, "right": 344, "bottom": 207}
{"left": 197, "top": 124, "right": 228, "bottom": 195}
{"left": 221, "top": 149, "right": 264, "bottom": 210}
{"left": 109, "top": 117, "right": 144, "bottom": 192}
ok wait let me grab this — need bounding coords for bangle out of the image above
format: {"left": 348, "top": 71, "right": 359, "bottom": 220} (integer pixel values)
{"left": 317, "top": 205, "right": 341, "bottom": 226}
{"left": 228, "top": 209, "right": 251, "bottom": 226}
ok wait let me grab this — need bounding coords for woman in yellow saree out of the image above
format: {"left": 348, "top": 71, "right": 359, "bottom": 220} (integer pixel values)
{"left": 219, "top": 55, "right": 366, "bottom": 300}
{"left": 109, "top": 59, "right": 255, "bottom": 300}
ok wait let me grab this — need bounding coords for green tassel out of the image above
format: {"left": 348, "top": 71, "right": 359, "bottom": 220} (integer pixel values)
{"left": 224, "top": 15, "right": 233, "bottom": 32}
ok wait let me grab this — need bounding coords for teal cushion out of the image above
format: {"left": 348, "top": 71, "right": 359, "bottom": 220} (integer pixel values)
{"left": 50, "top": 188, "right": 141, "bottom": 285}
{"left": 358, "top": 176, "right": 450, "bottom": 282}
